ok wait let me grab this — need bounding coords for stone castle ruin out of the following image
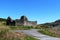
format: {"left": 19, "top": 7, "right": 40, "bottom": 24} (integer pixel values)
{"left": 6, "top": 16, "right": 37, "bottom": 26}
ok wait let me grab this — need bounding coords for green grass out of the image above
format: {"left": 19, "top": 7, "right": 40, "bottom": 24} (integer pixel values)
{"left": 9, "top": 26, "right": 34, "bottom": 30}
{"left": 24, "top": 35, "right": 38, "bottom": 40}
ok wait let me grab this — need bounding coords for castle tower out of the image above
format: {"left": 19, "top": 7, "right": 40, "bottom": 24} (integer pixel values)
{"left": 20, "top": 16, "right": 28, "bottom": 26}
{"left": 6, "top": 16, "right": 12, "bottom": 25}
{"left": 20, "top": 16, "right": 28, "bottom": 21}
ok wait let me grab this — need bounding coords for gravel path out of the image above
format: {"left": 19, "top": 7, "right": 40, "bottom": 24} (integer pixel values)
{"left": 14, "top": 29, "right": 60, "bottom": 40}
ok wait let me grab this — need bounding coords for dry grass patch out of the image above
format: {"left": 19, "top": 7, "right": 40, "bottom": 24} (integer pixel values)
{"left": 0, "top": 26, "right": 25, "bottom": 40}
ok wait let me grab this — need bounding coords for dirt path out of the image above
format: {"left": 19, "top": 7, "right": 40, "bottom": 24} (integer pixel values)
{"left": 14, "top": 29, "right": 60, "bottom": 40}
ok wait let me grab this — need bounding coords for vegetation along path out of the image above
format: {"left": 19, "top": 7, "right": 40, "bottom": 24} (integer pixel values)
{"left": 14, "top": 29, "right": 60, "bottom": 40}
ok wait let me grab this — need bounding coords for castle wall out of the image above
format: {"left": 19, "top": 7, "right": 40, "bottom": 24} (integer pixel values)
{"left": 15, "top": 20, "right": 37, "bottom": 27}
{"left": 23, "top": 21, "right": 37, "bottom": 27}
{"left": 15, "top": 20, "right": 24, "bottom": 26}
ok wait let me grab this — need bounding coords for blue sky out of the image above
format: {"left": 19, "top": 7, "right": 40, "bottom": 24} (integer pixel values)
{"left": 0, "top": 0, "right": 60, "bottom": 24}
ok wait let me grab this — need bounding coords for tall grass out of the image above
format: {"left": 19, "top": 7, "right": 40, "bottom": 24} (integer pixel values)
{"left": 38, "top": 28, "right": 60, "bottom": 38}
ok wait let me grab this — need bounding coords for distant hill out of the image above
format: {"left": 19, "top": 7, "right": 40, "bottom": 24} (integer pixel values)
{"left": 39, "top": 19, "right": 60, "bottom": 27}
{"left": 0, "top": 18, "right": 6, "bottom": 22}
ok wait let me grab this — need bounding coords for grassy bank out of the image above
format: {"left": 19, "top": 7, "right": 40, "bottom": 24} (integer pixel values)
{"left": 38, "top": 27, "right": 60, "bottom": 38}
